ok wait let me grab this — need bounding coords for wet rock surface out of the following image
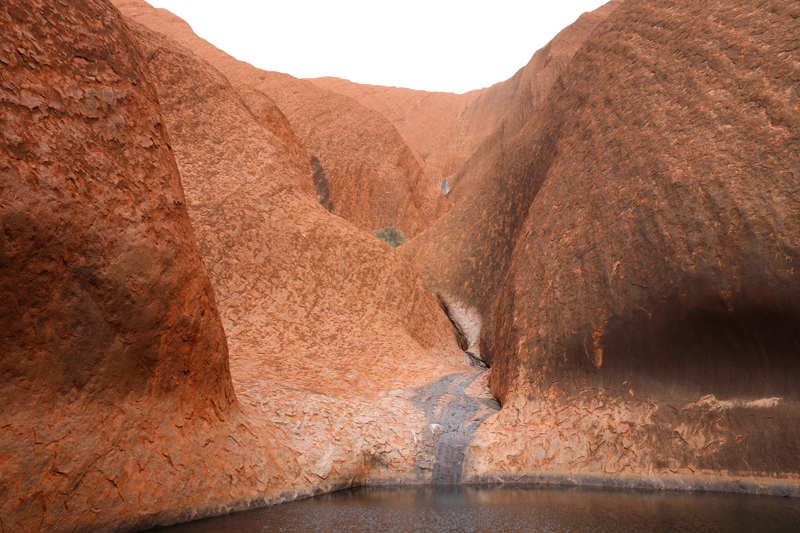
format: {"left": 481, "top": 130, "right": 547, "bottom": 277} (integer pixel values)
{"left": 410, "top": 372, "right": 500, "bottom": 484}
{"left": 310, "top": 155, "right": 334, "bottom": 212}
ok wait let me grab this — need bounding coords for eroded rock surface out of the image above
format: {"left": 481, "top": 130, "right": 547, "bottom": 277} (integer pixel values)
{"left": 446, "top": 0, "right": 622, "bottom": 203}
{"left": 0, "top": 1, "right": 297, "bottom": 531}
{"left": 457, "top": 0, "right": 800, "bottom": 491}
{"left": 314, "top": 1, "right": 621, "bottom": 201}
{"left": 308, "top": 80, "right": 486, "bottom": 191}
{"left": 120, "top": 3, "right": 482, "bottom": 510}
{"left": 0, "top": 1, "right": 483, "bottom": 531}
{"left": 114, "top": 0, "right": 452, "bottom": 239}
{"left": 400, "top": 0, "right": 623, "bottom": 359}
{"left": 5, "top": 0, "right": 800, "bottom": 531}
{"left": 410, "top": 371, "right": 500, "bottom": 484}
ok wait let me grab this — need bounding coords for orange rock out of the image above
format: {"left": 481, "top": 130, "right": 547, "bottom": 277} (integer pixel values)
{"left": 121, "top": 1, "right": 483, "bottom": 519}
{"left": 6, "top": 1, "right": 800, "bottom": 530}
{"left": 447, "top": 0, "right": 623, "bottom": 203}
{"left": 450, "top": 0, "right": 800, "bottom": 489}
{"left": 114, "top": 0, "right": 451, "bottom": 239}
{"left": 309, "top": 79, "right": 485, "bottom": 190}
{"left": 313, "top": 1, "right": 622, "bottom": 202}
{"left": 121, "top": 16, "right": 468, "bottom": 393}
{"left": 400, "top": 0, "right": 626, "bottom": 363}
{"left": 1, "top": 1, "right": 472, "bottom": 531}
{"left": 0, "top": 1, "right": 295, "bottom": 530}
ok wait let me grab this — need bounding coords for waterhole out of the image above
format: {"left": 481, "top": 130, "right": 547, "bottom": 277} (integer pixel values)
{"left": 151, "top": 485, "right": 800, "bottom": 532}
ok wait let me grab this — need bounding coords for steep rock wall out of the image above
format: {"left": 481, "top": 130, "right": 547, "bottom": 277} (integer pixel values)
{"left": 121, "top": 8, "right": 484, "bottom": 507}
{"left": 0, "top": 1, "right": 297, "bottom": 531}
{"left": 400, "top": 0, "right": 623, "bottom": 360}
{"left": 1, "top": 1, "right": 485, "bottom": 530}
{"left": 464, "top": 0, "right": 800, "bottom": 491}
{"left": 447, "top": 0, "right": 622, "bottom": 203}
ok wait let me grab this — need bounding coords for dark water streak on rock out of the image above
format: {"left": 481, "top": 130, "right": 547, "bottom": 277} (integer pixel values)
{"left": 411, "top": 371, "right": 500, "bottom": 484}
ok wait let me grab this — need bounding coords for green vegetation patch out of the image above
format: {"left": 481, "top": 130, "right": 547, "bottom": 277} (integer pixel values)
{"left": 374, "top": 226, "right": 408, "bottom": 248}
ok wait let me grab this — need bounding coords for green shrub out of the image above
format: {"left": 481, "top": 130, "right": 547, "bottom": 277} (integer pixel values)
{"left": 374, "top": 226, "right": 408, "bottom": 248}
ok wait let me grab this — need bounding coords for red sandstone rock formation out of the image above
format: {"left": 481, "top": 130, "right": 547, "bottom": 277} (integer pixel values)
{"left": 120, "top": 10, "right": 471, "bottom": 465}
{"left": 1, "top": 1, "right": 473, "bottom": 531}
{"left": 419, "top": 0, "right": 800, "bottom": 490}
{"left": 114, "top": 0, "right": 451, "bottom": 240}
{"left": 399, "top": 0, "right": 643, "bottom": 361}
{"left": 313, "top": 1, "right": 621, "bottom": 201}
{"left": 308, "top": 79, "right": 484, "bottom": 189}
{"left": 5, "top": 0, "right": 800, "bottom": 530}
{"left": 0, "top": 1, "right": 298, "bottom": 531}
{"left": 446, "top": 0, "right": 622, "bottom": 203}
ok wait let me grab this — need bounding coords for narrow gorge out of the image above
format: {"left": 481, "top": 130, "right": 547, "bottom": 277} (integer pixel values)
{"left": 2, "top": 0, "right": 799, "bottom": 531}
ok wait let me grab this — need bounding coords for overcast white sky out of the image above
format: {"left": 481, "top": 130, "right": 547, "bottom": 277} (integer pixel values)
{"left": 147, "top": 0, "right": 610, "bottom": 94}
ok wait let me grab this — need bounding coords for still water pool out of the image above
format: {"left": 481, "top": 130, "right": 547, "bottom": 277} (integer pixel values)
{"left": 154, "top": 485, "right": 800, "bottom": 533}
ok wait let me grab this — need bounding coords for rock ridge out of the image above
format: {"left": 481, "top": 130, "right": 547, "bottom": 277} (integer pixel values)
{"left": 114, "top": 0, "right": 452, "bottom": 239}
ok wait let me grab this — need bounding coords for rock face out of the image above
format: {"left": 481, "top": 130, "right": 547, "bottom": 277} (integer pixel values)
{"left": 1, "top": 1, "right": 478, "bottom": 531}
{"left": 386, "top": 1, "right": 631, "bottom": 359}
{"left": 121, "top": 7, "right": 473, "bottom": 460}
{"left": 5, "top": 0, "right": 800, "bottom": 530}
{"left": 308, "top": 79, "right": 485, "bottom": 190}
{"left": 114, "top": 0, "right": 451, "bottom": 240}
{"left": 0, "top": 1, "right": 296, "bottom": 531}
{"left": 445, "top": 0, "right": 622, "bottom": 204}
{"left": 313, "top": 1, "right": 622, "bottom": 202}
{"left": 120, "top": 0, "right": 495, "bottom": 519}
{"left": 437, "top": 0, "right": 800, "bottom": 490}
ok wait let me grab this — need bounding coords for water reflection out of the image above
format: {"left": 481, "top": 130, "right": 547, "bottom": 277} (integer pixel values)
{"left": 154, "top": 485, "right": 800, "bottom": 533}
